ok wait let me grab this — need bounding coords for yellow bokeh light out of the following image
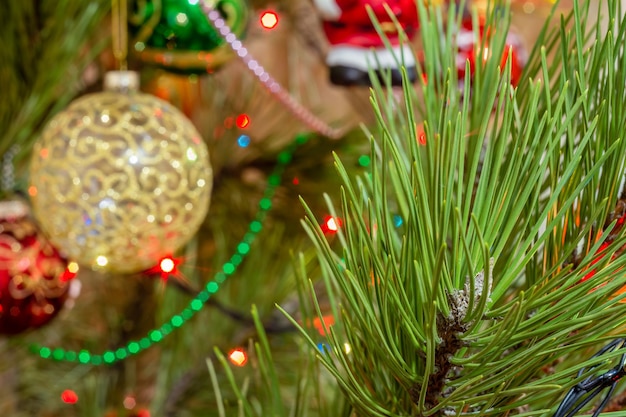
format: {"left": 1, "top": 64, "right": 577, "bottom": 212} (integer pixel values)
{"left": 96, "top": 256, "right": 108, "bottom": 267}
{"left": 67, "top": 262, "right": 80, "bottom": 274}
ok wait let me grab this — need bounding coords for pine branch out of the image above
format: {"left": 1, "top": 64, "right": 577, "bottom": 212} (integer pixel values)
{"left": 279, "top": 0, "right": 626, "bottom": 416}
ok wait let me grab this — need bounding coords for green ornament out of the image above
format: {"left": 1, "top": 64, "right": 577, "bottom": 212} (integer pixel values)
{"left": 131, "top": 0, "right": 249, "bottom": 74}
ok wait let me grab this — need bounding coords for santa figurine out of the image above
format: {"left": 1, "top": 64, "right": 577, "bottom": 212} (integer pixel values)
{"left": 313, "top": 0, "right": 419, "bottom": 86}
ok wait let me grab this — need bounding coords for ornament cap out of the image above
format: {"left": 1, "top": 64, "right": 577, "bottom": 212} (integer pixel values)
{"left": 104, "top": 71, "right": 140, "bottom": 92}
{"left": 0, "top": 199, "right": 29, "bottom": 220}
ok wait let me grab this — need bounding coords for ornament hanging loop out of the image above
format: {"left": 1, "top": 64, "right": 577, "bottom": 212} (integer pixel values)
{"left": 112, "top": 0, "right": 129, "bottom": 70}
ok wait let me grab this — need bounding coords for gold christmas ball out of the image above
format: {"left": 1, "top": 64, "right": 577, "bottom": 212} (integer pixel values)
{"left": 29, "top": 73, "right": 212, "bottom": 274}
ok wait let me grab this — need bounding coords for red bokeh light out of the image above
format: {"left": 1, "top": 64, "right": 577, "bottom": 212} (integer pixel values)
{"left": 322, "top": 216, "right": 342, "bottom": 233}
{"left": 159, "top": 257, "right": 176, "bottom": 273}
{"left": 260, "top": 11, "right": 279, "bottom": 29}
{"left": 61, "top": 389, "right": 78, "bottom": 404}
{"left": 236, "top": 113, "right": 250, "bottom": 129}
{"left": 136, "top": 409, "right": 151, "bottom": 417}
{"left": 313, "top": 315, "right": 335, "bottom": 336}
{"left": 228, "top": 348, "right": 248, "bottom": 366}
{"left": 144, "top": 256, "right": 182, "bottom": 281}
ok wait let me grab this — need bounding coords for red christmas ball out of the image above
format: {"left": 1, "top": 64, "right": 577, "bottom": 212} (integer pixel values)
{"left": 0, "top": 200, "right": 77, "bottom": 335}
{"left": 455, "top": 16, "right": 527, "bottom": 87}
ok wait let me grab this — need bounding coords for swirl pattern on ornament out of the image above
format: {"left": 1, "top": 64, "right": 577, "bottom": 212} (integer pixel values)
{"left": 30, "top": 91, "right": 212, "bottom": 274}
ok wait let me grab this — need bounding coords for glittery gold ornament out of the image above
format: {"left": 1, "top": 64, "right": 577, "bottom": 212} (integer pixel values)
{"left": 29, "top": 72, "right": 212, "bottom": 274}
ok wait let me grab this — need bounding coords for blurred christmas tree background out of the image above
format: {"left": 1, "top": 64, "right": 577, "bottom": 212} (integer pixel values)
{"left": 4, "top": 0, "right": 626, "bottom": 416}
